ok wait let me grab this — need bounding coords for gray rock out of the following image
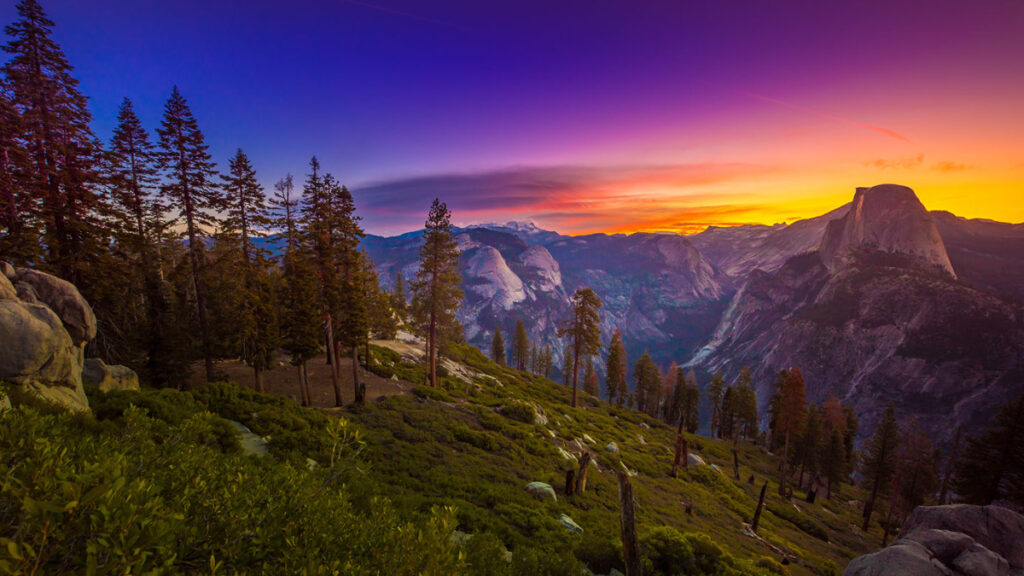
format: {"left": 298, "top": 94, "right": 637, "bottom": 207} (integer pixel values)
{"left": 558, "top": 513, "right": 582, "bottom": 534}
{"left": 844, "top": 539, "right": 943, "bottom": 576}
{"left": 83, "top": 358, "right": 140, "bottom": 392}
{"left": 605, "top": 442, "right": 619, "bottom": 453}
{"left": 16, "top": 269, "right": 97, "bottom": 345}
{"left": 904, "top": 529, "right": 974, "bottom": 565}
{"left": 0, "top": 261, "right": 14, "bottom": 279}
{"left": 687, "top": 453, "right": 706, "bottom": 467}
{"left": 525, "top": 482, "right": 557, "bottom": 502}
{"left": 901, "top": 505, "right": 1024, "bottom": 570}
{"left": 0, "top": 273, "right": 15, "bottom": 300}
{"left": 952, "top": 546, "right": 1009, "bottom": 576}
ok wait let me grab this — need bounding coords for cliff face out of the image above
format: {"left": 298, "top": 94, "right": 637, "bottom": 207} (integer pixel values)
{"left": 820, "top": 184, "right": 955, "bottom": 277}
{"left": 690, "top": 186, "right": 1022, "bottom": 445}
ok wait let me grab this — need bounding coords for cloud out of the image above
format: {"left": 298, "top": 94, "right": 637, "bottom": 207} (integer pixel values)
{"left": 932, "top": 161, "right": 972, "bottom": 172}
{"left": 351, "top": 163, "right": 775, "bottom": 235}
{"left": 863, "top": 155, "right": 925, "bottom": 170}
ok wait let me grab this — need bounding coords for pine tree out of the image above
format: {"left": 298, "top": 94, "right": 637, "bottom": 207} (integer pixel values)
{"left": 156, "top": 86, "right": 222, "bottom": 383}
{"left": 895, "top": 417, "right": 938, "bottom": 520}
{"left": 794, "top": 404, "right": 822, "bottom": 490}
{"left": 220, "top": 149, "right": 276, "bottom": 390}
{"left": 953, "top": 394, "right": 1024, "bottom": 506}
{"left": 538, "top": 345, "right": 553, "bottom": 379}
{"left": 707, "top": 371, "right": 726, "bottom": 438}
{"left": 327, "top": 178, "right": 366, "bottom": 403}
{"left": 390, "top": 272, "right": 408, "bottom": 323}
{"left": 583, "top": 357, "right": 599, "bottom": 397}
{"left": 363, "top": 252, "right": 398, "bottom": 343}
{"left": 822, "top": 428, "right": 846, "bottom": 499}
{"left": 633, "top": 351, "right": 660, "bottom": 416}
{"left": 490, "top": 325, "right": 506, "bottom": 366}
{"left": 274, "top": 174, "right": 320, "bottom": 406}
{"left": 0, "top": 87, "right": 33, "bottom": 262}
{"left": 861, "top": 405, "right": 899, "bottom": 531}
{"left": 775, "top": 367, "right": 808, "bottom": 496}
{"left": 528, "top": 343, "right": 538, "bottom": 374}
{"left": 300, "top": 157, "right": 343, "bottom": 402}
{"left": 605, "top": 329, "right": 627, "bottom": 406}
{"left": 410, "top": 198, "right": 463, "bottom": 388}
{"left": 562, "top": 343, "right": 573, "bottom": 387}
{"left": 557, "top": 287, "right": 602, "bottom": 408}
{"left": 2, "top": 0, "right": 105, "bottom": 281}
{"left": 512, "top": 319, "right": 530, "bottom": 371}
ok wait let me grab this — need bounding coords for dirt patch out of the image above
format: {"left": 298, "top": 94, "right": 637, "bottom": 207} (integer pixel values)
{"left": 186, "top": 352, "right": 413, "bottom": 407}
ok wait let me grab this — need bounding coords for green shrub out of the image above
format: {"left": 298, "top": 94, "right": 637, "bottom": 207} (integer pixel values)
{"left": 500, "top": 401, "right": 535, "bottom": 423}
{"left": 413, "top": 384, "right": 450, "bottom": 402}
{"left": 756, "top": 556, "right": 790, "bottom": 576}
{"left": 641, "top": 526, "right": 695, "bottom": 575}
{"left": 451, "top": 422, "right": 500, "bottom": 451}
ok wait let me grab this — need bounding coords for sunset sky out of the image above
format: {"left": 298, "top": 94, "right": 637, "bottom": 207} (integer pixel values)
{"left": 6, "top": 0, "right": 1023, "bottom": 235}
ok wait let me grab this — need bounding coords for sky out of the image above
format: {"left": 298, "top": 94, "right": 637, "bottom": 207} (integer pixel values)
{"left": 3, "top": 0, "right": 1023, "bottom": 235}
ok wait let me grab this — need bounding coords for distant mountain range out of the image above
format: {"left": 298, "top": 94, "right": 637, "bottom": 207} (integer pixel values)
{"left": 361, "top": 184, "right": 1024, "bottom": 446}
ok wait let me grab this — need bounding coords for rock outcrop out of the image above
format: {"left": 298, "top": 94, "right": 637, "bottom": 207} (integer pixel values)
{"left": 83, "top": 358, "right": 140, "bottom": 392}
{"left": 845, "top": 504, "right": 1024, "bottom": 576}
{"left": 0, "top": 263, "right": 136, "bottom": 412}
{"left": 820, "top": 184, "right": 955, "bottom": 277}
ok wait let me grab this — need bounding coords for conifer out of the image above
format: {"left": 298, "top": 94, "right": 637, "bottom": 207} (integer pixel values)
{"left": 707, "top": 371, "right": 727, "bottom": 438}
{"left": 410, "top": 198, "right": 463, "bottom": 388}
{"left": 583, "top": 357, "right": 599, "bottom": 397}
{"left": 775, "top": 367, "right": 808, "bottom": 495}
{"left": 490, "top": 325, "right": 506, "bottom": 366}
{"left": 390, "top": 272, "right": 408, "bottom": 322}
{"left": 861, "top": 405, "right": 899, "bottom": 531}
{"left": 2, "top": 0, "right": 104, "bottom": 281}
{"left": 512, "top": 319, "right": 530, "bottom": 371}
{"left": 953, "top": 393, "right": 1024, "bottom": 506}
{"left": 605, "top": 329, "right": 627, "bottom": 406}
{"left": 557, "top": 287, "right": 602, "bottom": 408}
{"left": 538, "top": 345, "right": 553, "bottom": 379}
{"left": 156, "top": 86, "right": 222, "bottom": 383}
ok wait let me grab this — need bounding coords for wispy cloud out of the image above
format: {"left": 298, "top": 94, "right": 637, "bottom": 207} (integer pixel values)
{"left": 932, "top": 160, "right": 972, "bottom": 172}
{"left": 352, "top": 163, "right": 776, "bottom": 235}
{"left": 863, "top": 155, "right": 925, "bottom": 170}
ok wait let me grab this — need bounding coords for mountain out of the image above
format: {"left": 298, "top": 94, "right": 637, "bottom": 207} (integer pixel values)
{"left": 689, "top": 185, "right": 1023, "bottom": 445}
{"left": 363, "top": 185, "right": 1023, "bottom": 445}
{"left": 363, "top": 225, "right": 731, "bottom": 375}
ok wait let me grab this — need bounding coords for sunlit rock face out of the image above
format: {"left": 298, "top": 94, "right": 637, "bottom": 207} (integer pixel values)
{"left": 820, "top": 184, "right": 955, "bottom": 277}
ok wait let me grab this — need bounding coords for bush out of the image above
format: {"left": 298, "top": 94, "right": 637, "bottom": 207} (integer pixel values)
{"left": 451, "top": 422, "right": 500, "bottom": 452}
{"left": 500, "top": 401, "right": 536, "bottom": 424}
{"left": 756, "top": 556, "right": 790, "bottom": 576}
{"left": 641, "top": 526, "right": 695, "bottom": 575}
{"left": 413, "top": 384, "right": 450, "bottom": 402}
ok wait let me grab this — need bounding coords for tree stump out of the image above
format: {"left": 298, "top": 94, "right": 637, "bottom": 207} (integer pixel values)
{"left": 617, "top": 470, "right": 642, "bottom": 576}
{"left": 751, "top": 481, "right": 768, "bottom": 533}
{"left": 576, "top": 452, "right": 592, "bottom": 494}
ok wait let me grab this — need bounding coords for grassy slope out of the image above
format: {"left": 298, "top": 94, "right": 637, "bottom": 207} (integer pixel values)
{"left": 349, "top": 343, "right": 878, "bottom": 575}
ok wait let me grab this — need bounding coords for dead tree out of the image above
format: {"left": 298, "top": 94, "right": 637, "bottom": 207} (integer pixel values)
{"left": 672, "top": 430, "right": 688, "bottom": 478}
{"left": 565, "top": 469, "right": 576, "bottom": 497}
{"left": 732, "top": 449, "right": 741, "bottom": 480}
{"left": 576, "top": 452, "right": 592, "bottom": 495}
{"left": 617, "top": 470, "right": 642, "bottom": 576}
{"left": 751, "top": 481, "right": 768, "bottom": 533}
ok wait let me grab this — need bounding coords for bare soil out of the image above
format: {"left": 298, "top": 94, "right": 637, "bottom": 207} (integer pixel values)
{"left": 186, "top": 352, "right": 413, "bottom": 407}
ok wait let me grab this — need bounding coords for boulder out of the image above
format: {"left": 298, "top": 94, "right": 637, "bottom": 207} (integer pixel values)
{"left": 82, "top": 358, "right": 140, "bottom": 392}
{"left": 558, "top": 513, "right": 583, "bottom": 534}
{"left": 606, "top": 442, "right": 619, "bottom": 453}
{"left": 0, "top": 273, "right": 15, "bottom": 300}
{"left": 525, "top": 482, "right": 557, "bottom": 502}
{"left": 0, "top": 268, "right": 94, "bottom": 413}
{"left": 844, "top": 505, "right": 1024, "bottom": 576}
{"left": 687, "top": 453, "right": 706, "bottom": 467}
{"left": 900, "top": 505, "right": 1024, "bottom": 570}
{"left": 15, "top": 269, "right": 97, "bottom": 344}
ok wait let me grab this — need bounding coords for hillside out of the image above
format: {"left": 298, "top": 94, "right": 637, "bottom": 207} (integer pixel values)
{"left": 3, "top": 340, "right": 881, "bottom": 574}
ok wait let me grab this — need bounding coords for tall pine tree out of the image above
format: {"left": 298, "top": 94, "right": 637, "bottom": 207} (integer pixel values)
{"left": 410, "top": 199, "right": 463, "bottom": 388}
{"left": 605, "top": 329, "right": 627, "bottom": 406}
{"left": 953, "top": 394, "right": 1024, "bottom": 506}
{"left": 490, "top": 325, "right": 506, "bottom": 366}
{"left": 512, "top": 319, "right": 530, "bottom": 371}
{"left": 861, "top": 405, "right": 899, "bottom": 531}
{"left": 557, "top": 287, "right": 601, "bottom": 408}
{"left": 156, "top": 86, "right": 222, "bottom": 384}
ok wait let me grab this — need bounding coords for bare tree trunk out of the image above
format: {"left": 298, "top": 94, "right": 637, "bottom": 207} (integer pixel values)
{"left": 571, "top": 342, "right": 580, "bottom": 408}
{"left": 325, "top": 316, "right": 343, "bottom": 406}
{"left": 672, "top": 422, "right": 687, "bottom": 478}
{"left": 576, "top": 452, "right": 592, "bottom": 495}
{"left": 352, "top": 344, "right": 362, "bottom": 403}
{"left": 732, "top": 449, "right": 741, "bottom": 481}
{"left": 617, "top": 471, "right": 642, "bottom": 576}
{"left": 254, "top": 365, "right": 264, "bottom": 393}
{"left": 298, "top": 364, "right": 309, "bottom": 406}
{"left": 862, "top": 476, "right": 881, "bottom": 532}
{"left": 565, "top": 469, "right": 576, "bottom": 497}
{"left": 428, "top": 312, "right": 437, "bottom": 387}
{"left": 752, "top": 481, "right": 768, "bottom": 533}
{"left": 779, "top": 431, "right": 790, "bottom": 496}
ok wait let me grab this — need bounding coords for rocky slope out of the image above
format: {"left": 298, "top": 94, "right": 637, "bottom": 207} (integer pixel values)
{"left": 364, "top": 225, "right": 730, "bottom": 374}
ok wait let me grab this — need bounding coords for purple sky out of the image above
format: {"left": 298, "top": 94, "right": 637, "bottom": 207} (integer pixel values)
{"left": 4, "top": 0, "right": 1023, "bottom": 234}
